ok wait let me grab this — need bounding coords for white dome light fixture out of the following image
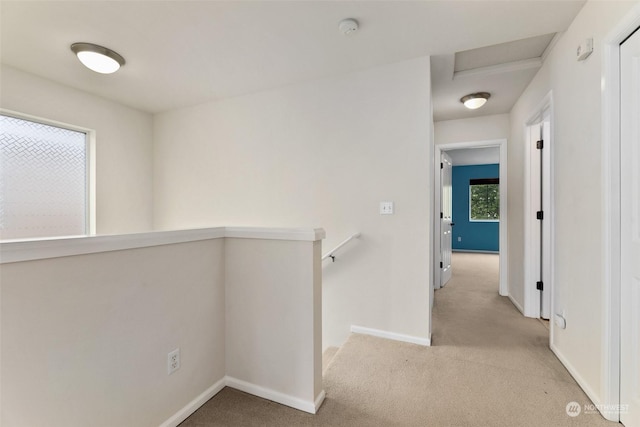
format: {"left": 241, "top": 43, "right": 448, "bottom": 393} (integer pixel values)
{"left": 460, "top": 92, "right": 491, "bottom": 109}
{"left": 339, "top": 18, "right": 359, "bottom": 36}
{"left": 71, "top": 42, "right": 125, "bottom": 74}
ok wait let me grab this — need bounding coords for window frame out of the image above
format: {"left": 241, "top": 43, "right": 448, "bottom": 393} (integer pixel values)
{"left": 468, "top": 177, "right": 500, "bottom": 223}
{"left": 0, "top": 109, "right": 96, "bottom": 238}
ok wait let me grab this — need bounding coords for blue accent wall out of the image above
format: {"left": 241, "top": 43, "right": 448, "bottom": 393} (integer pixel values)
{"left": 452, "top": 164, "right": 499, "bottom": 252}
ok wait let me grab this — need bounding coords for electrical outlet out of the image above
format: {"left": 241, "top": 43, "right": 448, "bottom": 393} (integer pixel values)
{"left": 168, "top": 348, "right": 180, "bottom": 375}
{"left": 380, "top": 201, "right": 394, "bottom": 215}
{"left": 458, "top": 236, "right": 462, "bottom": 242}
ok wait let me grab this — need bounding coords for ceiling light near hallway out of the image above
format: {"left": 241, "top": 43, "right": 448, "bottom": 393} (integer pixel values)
{"left": 70, "top": 43, "right": 125, "bottom": 74}
{"left": 460, "top": 92, "right": 491, "bottom": 109}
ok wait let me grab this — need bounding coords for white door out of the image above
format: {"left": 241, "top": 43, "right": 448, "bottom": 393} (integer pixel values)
{"left": 620, "top": 27, "right": 640, "bottom": 427}
{"left": 440, "top": 152, "right": 453, "bottom": 286}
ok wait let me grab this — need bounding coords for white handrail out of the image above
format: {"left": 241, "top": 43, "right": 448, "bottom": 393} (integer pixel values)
{"left": 322, "top": 232, "right": 361, "bottom": 262}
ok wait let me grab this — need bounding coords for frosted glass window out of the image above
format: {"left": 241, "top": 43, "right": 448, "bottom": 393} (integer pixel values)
{"left": 0, "top": 114, "right": 88, "bottom": 240}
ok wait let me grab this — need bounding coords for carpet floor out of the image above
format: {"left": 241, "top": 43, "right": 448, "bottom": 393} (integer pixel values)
{"left": 179, "top": 252, "right": 616, "bottom": 426}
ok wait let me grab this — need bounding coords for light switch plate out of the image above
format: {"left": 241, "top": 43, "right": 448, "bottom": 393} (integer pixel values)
{"left": 380, "top": 201, "right": 394, "bottom": 215}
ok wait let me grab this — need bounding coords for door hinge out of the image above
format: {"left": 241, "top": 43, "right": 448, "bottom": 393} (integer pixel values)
{"left": 536, "top": 140, "right": 544, "bottom": 149}
{"left": 440, "top": 212, "right": 443, "bottom": 219}
{"left": 440, "top": 162, "right": 444, "bottom": 169}
{"left": 536, "top": 281, "right": 544, "bottom": 291}
{"left": 440, "top": 262, "right": 443, "bottom": 268}
{"left": 536, "top": 211, "right": 544, "bottom": 220}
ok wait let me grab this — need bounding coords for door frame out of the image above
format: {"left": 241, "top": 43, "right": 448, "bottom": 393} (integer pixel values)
{"left": 523, "top": 92, "right": 554, "bottom": 320}
{"left": 602, "top": 3, "right": 640, "bottom": 422}
{"left": 433, "top": 139, "right": 508, "bottom": 297}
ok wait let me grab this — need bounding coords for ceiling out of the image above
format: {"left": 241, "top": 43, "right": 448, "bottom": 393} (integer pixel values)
{"left": 432, "top": 32, "right": 560, "bottom": 121}
{"left": 0, "top": 1, "right": 585, "bottom": 115}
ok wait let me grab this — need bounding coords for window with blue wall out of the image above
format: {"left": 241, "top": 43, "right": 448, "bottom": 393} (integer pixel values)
{"left": 452, "top": 164, "right": 499, "bottom": 252}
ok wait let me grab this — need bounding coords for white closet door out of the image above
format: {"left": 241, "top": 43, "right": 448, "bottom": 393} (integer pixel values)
{"left": 620, "top": 26, "right": 640, "bottom": 427}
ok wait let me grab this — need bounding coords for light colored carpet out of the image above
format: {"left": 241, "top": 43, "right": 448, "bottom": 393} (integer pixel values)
{"left": 179, "top": 252, "right": 615, "bottom": 426}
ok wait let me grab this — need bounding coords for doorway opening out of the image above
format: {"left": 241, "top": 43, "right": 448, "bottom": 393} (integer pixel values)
{"left": 433, "top": 139, "right": 508, "bottom": 298}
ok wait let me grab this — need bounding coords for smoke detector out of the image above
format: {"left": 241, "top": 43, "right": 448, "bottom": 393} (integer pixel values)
{"left": 339, "top": 18, "right": 359, "bottom": 36}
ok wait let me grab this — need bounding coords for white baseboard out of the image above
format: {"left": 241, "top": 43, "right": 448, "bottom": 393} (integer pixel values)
{"left": 314, "top": 390, "right": 326, "bottom": 412}
{"left": 508, "top": 294, "right": 525, "bottom": 315}
{"left": 159, "top": 377, "right": 226, "bottom": 427}
{"left": 225, "top": 376, "right": 323, "bottom": 414}
{"left": 350, "top": 325, "right": 431, "bottom": 346}
{"left": 160, "top": 375, "right": 324, "bottom": 425}
{"left": 550, "top": 343, "right": 612, "bottom": 419}
{"left": 159, "top": 374, "right": 323, "bottom": 425}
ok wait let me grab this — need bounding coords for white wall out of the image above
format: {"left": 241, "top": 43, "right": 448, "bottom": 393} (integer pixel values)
{"left": 0, "top": 65, "right": 154, "bottom": 234}
{"left": 0, "top": 227, "right": 324, "bottom": 426}
{"left": 508, "top": 0, "right": 638, "bottom": 405}
{"left": 225, "top": 238, "right": 323, "bottom": 410}
{"left": 154, "top": 56, "right": 433, "bottom": 348}
{"left": 1, "top": 239, "right": 226, "bottom": 427}
{"left": 434, "top": 113, "right": 510, "bottom": 146}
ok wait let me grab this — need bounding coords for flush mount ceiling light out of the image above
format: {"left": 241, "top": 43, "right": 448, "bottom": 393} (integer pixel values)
{"left": 339, "top": 18, "right": 359, "bottom": 36}
{"left": 460, "top": 92, "right": 491, "bottom": 109}
{"left": 70, "top": 42, "right": 125, "bottom": 74}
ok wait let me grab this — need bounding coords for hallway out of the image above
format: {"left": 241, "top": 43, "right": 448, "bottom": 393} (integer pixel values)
{"left": 432, "top": 253, "right": 558, "bottom": 373}
{"left": 180, "top": 253, "right": 615, "bottom": 426}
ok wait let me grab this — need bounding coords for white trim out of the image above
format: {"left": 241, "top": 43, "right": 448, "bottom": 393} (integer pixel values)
{"left": 225, "top": 376, "right": 324, "bottom": 414}
{"left": 225, "top": 227, "right": 325, "bottom": 242}
{"left": 434, "top": 147, "right": 443, "bottom": 291}
{"left": 0, "top": 108, "right": 91, "bottom": 134}
{"left": 0, "top": 226, "right": 326, "bottom": 264}
{"left": 350, "top": 325, "right": 431, "bottom": 346}
{"left": 453, "top": 58, "right": 542, "bottom": 80}
{"left": 541, "top": 32, "right": 563, "bottom": 63}
{"left": 87, "top": 130, "right": 96, "bottom": 236}
{"left": 314, "top": 390, "right": 326, "bottom": 412}
{"left": 499, "top": 140, "right": 508, "bottom": 297}
{"left": 158, "top": 375, "right": 326, "bottom": 425}
{"left": 523, "top": 91, "right": 554, "bottom": 320}
{"left": 0, "top": 228, "right": 226, "bottom": 263}
{"left": 508, "top": 294, "right": 525, "bottom": 315}
{"left": 522, "top": 122, "right": 533, "bottom": 316}
{"left": 434, "top": 139, "right": 508, "bottom": 297}
{"left": 453, "top": 249, "right": 499, "bottom": 254}
{"left": 429, "top": 95, "right": 436, "bottom": 337}
{"left": 601, "top": 34, "right": 622, "bottom": 426}
{"left": 550, "top": 344, "right": 607, "bottom": 417}
{"left": 601, "top": 4, "right": 640, "bottom": 422}
{"left": 158, "top": 378, "right": 226, "bottom": 427}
